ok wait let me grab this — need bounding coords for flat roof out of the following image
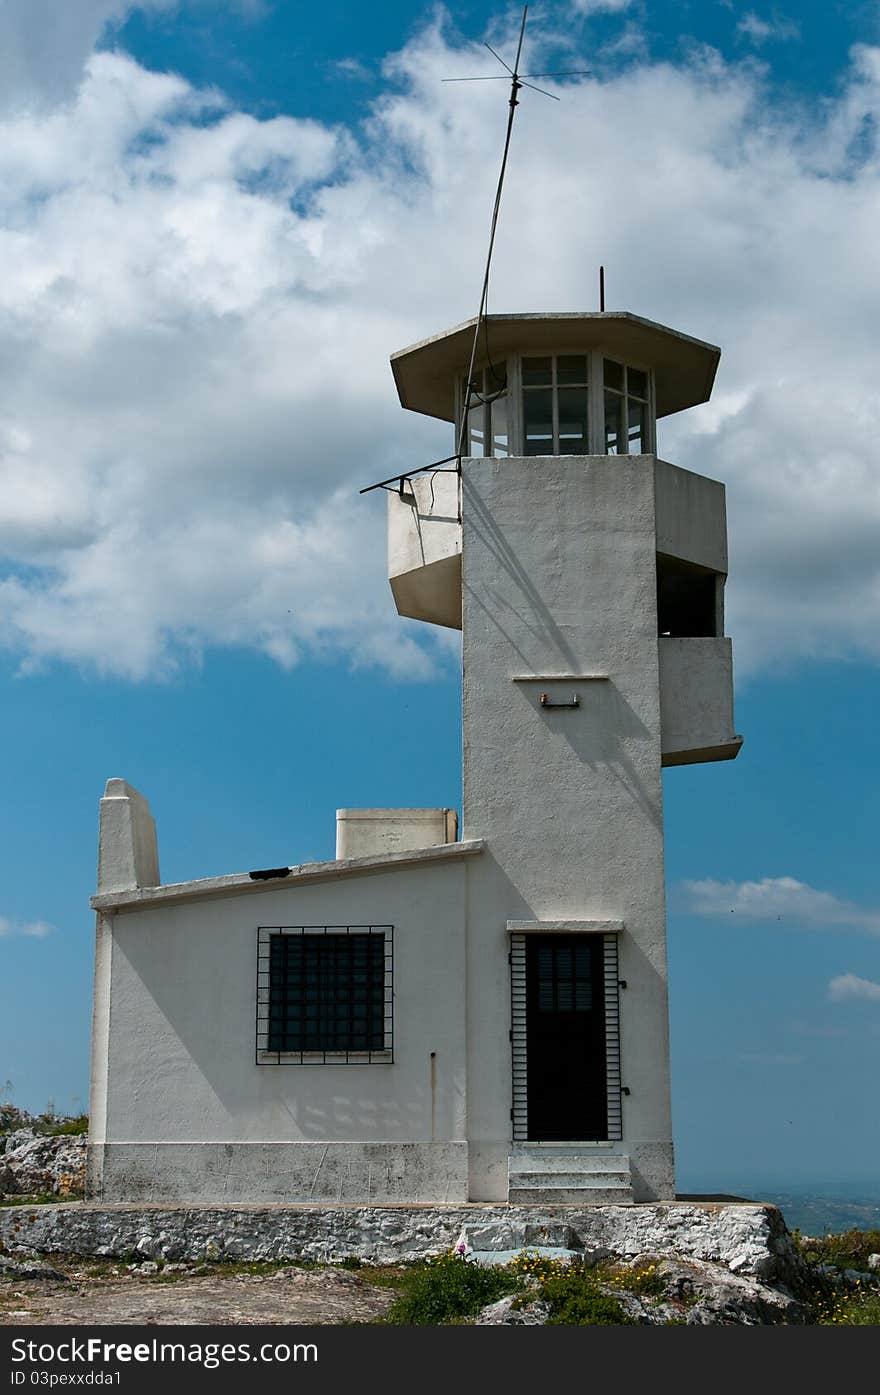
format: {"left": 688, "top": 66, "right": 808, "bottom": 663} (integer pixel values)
{"left": 391, "top": 311, "right": 720, "bottom": 422}
{"left": 91, "top": 839, "right": 485, "bottom": 914}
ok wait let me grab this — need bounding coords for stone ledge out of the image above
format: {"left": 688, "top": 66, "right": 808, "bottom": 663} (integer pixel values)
{"left": 0, "top": 1202, "right": 804, "bottom": 1286}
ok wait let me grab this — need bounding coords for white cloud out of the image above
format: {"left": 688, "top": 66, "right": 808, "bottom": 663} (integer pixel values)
{"left": 0, "top": 916, "right": 55, "bottom": 938}
{"left": 0, "top": 0, "right": 177, "bottom": 114}
{"left": 737, "top": 12, "right": 800, "bottom": 46}
{"left": 333, "top": 58, "right": 373, "bottom": 83}
{"left": 828, "top": 973, "right": 880, "bottom": 1003}
{"left": 1, "top": 17, "right": 880, "bottom": 679}
{"left": 679, "top": 877, "right": 880, "bottom": 934}
{"left": 571, "top": 0, "right": 634, "bottom": 13}
{"left": 599, "top": 24, "right": 649, "bottom": 60}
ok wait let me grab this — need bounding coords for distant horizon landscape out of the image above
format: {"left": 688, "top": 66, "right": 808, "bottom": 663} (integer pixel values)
{"left": 679, "top": 1179, "right": 880, "bottom": 1236}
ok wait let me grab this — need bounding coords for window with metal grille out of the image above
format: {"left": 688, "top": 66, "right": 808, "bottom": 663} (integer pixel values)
{"left": 256, "top": 925, "right": 393, "bottom": 1064}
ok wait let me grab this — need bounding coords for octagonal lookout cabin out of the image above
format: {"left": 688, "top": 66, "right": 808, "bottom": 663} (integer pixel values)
{"left": 89, "top": 306, "right": 741, "bottom": 1210}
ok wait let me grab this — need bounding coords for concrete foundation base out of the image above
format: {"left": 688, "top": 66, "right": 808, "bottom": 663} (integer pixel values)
{"left": 88, "top": 1141, "right": 469, "bottom": 1205}
{"left": 628, "top": 1140, "right": 676, "bottom": 1202}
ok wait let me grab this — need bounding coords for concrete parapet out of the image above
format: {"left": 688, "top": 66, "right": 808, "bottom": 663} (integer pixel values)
{"left": 654, "top": 458, "right": 727, "bottom": 573}
{"left": 659, "top": 637, "right": 742, "bottom": 766}
{"left": 387, "top": 473, "right": 462, "bottom": 629}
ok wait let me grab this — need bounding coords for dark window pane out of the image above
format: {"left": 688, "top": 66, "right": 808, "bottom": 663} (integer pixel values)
{"left": 523, "top": 388, "right": 554, "bottom": 455}
{"left": 267, "top": 933, "right": 386, "bottom": 1054}
{"left": 604, "top": 390, "right": 624, "bottom": 454}
{"left": 627, "top": 366, "right": 648, "bottom": 400}
{"left": 522, "top": 356, "right": 553, "bottom": 387}
{"left": 604, "top": 358, "right": 624, "bottom": 391}
{"left": 628, "top": 399, "right": 648, "bottom": 454}
{"left": 556, "top": 355, "right": 588, "bottom": 385}
{"left": 490, "top": 392, "right": 509, "bottom": 458}
{"left": 557, "top": 388, "right": 588, "bottom": 454}
{"left": 467, "top": 401, "right": 487, "bottom": 457}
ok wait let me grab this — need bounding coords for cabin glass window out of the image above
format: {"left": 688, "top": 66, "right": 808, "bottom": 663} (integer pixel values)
{"left": 522, "top": 354, "right": 589, "bottom": 455}
{"left": 604, "top": 358, "right": 650, "bottom": 454}
{"left": 458, "top": 351, "right": 653, "bottom": 455}
{"left": 462, "top": 365, "right": 509, "bottom": 457}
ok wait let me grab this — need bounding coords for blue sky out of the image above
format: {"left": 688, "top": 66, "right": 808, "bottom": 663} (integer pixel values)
{"left": 1, "top": 0, "right": 879, "bottom": 1194}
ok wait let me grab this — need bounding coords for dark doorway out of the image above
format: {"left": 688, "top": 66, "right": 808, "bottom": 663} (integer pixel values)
{"left": 656, "top": 553, "right": 719, "bottom": 637}
{"left": 526, "top": 935, "right": 608, "bottom": 1141}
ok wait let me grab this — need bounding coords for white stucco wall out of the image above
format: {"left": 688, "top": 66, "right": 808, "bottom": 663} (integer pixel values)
{"left": 93, "top": 857, "right": 471, "bottom": 1202}
{"left": 461, "top": 455, "right": 674, "bottom": 1202}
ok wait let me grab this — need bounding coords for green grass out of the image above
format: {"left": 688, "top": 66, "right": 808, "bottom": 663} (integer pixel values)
{"left": 509, "top": 1252, "right": 640, "bottom": 1325}
{"left": 0, "top": 1110, "right": 88, "bottom": 1139}
{"left": 792, "top": 1227, "right": 880, "bottom": 1271}
{"left": 836, "top": 1294, "right": 880, "bottom": 1325}
{"left": 384, "top": 1251, "right": 522, "bottom": 1325}
{"left": 790, "top": 1228, "right": 880, "bottom": 1325}
{"left": 41, "top": 1115, "right": 89, "bottom": 1137}
{"left": 0, "top": 1193, "right": 70, "bottom": 1208}
{"left": 538, "top": 1270, "right": 635, "bottom": 1325}
{"left": 380, "top": 1250, "right": 644, "bottom": 1326}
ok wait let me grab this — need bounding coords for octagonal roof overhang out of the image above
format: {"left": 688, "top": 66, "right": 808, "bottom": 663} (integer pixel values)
{"left": 390, "top": 311, "right": 720, "bottom": 422}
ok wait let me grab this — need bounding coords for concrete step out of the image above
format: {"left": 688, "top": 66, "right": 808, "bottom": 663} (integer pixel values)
{"left": 507, "top": 1149, "right": 634, "bottom": 1205}
{"left": 509, "top": 1150, "right": 630, "bottom": 1174}
{"left": 508, "top": 1170, "right": 631, "bottom": 1189}
{"left": 508, "top": 1185, "right": 634, "bottom": 1205}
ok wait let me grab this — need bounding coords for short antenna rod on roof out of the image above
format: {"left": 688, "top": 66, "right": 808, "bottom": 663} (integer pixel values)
{"left": 600, "top": 265, "right": 605, "bottom": 312}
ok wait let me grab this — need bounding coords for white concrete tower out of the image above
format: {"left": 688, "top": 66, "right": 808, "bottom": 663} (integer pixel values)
{"left": 388, "top": 312, "right": 741, "bottom": 1202}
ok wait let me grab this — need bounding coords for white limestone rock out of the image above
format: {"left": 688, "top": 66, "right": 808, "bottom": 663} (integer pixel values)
{"left": 475, "top": 1295, "right": 551, "bottom": 1326}
{"left": 0, "top": 1133, "right": 86, "bottom": 1197}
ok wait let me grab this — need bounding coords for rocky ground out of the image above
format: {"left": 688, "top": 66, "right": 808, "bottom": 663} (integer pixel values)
{"left": 0, "top": 1247, "right": 811, "bottom": 1327}
{"left": 0, "top": 1254, "right": 397, "bottom": 1326}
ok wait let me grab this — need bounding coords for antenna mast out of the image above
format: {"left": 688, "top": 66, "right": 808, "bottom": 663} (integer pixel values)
{"left": 455, "top": 5, "right": 530, "bottom": 464}
{"left": 360, "top": 5, "right": 589, "bottom": 496}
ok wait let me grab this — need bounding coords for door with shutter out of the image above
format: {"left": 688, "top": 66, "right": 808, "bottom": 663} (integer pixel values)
{"left": 525, "top": 934, "right": 608, "bottom": 1140}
